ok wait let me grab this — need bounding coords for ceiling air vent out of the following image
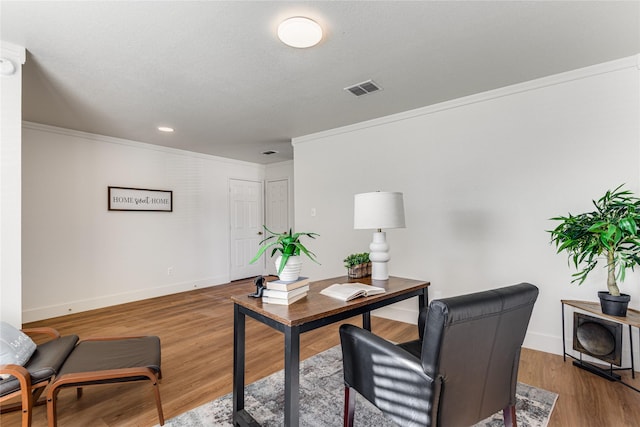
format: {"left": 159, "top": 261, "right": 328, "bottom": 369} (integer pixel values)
{"left": 344, "top": 79, "right": 382, "bottom": 97}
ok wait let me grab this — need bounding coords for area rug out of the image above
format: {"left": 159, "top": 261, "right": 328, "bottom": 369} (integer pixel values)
{"left": 162, "top": 346, "right": 557, "bottom": 427}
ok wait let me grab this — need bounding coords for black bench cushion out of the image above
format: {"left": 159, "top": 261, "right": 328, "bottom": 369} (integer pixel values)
{"left": 56, "top": 336, "right": 161, "bottom": 384}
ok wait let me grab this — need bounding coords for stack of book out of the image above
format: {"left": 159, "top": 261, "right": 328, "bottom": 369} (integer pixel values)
{"left": 262, "top": 277, "right": 310, "bottom": 305}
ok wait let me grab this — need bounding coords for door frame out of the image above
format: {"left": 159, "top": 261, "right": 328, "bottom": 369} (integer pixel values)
{"left": 265, "top": 178, "right": 292, "bottom": 276}
{"left": 228, "top": 178, "right": 264, "bottom": 281}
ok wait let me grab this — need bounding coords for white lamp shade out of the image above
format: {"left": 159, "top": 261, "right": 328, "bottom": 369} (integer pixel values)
{"left": 354, "top": 192, "right": 406, "bottom": 230}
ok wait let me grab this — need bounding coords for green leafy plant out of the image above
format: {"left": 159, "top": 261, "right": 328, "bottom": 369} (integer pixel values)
{"left": 249, "top": 226, "right": 319, "bottom": 274}
{"left": 548, "top": 184, "right": 640, "bottom": 296}
{"left": 343, "top": 253, "right": 370, "bottom": 268}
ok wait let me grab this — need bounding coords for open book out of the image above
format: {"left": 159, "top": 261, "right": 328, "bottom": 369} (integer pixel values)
{"left": 320, "top": 282, "right": 385, "bottom": 302}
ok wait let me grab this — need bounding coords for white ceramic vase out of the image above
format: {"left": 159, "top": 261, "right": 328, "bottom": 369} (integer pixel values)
{"left": 275, "top": 255, "right": 302, "bottom": 282}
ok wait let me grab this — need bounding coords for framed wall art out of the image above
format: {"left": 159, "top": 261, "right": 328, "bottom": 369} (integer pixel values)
{"left": 108, "top": 187, "right": 173, "bottom": 212}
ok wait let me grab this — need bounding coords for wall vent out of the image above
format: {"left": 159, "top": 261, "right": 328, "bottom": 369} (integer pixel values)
{"left": 344, "top": 79, "right": 382, "bottom": 97}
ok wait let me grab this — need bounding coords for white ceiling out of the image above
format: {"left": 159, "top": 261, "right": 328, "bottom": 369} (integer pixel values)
{"left": 2, "top": 1, "right": 639, "bottom": 164}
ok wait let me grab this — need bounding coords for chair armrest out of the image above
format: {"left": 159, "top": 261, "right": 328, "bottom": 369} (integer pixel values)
{"left": 22, "top": 327, "right": 60, "bottom": 341}
{"left": 0, "top": 363, "right": 30, "bottom": 380}
{"left": 0, "top": 364, "right": 32, "bottom": 396}
{"left": 339, "top": 324, "right": 434, "bottom": 403}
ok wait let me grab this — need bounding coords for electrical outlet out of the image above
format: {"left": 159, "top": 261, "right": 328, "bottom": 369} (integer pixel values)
{"left": 167, "top": 267, "right": 174, "bottom": 276}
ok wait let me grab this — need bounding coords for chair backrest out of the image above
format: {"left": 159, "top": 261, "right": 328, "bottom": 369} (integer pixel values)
{"left": 420, "top": 283, "right": 538, "bottom": 426}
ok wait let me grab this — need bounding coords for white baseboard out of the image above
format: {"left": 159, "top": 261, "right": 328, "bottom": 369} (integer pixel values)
{"left": 22, "top": 275, "right": 228, "bottom": 323}
{"left": 372, "top": 305, "right": 418, "bottom": 325}
{"left": 523, "top": 331, "right": 563, "bottom": 356}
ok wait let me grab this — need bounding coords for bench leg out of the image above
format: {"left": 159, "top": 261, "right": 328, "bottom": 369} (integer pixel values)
{"left": 150, "top": 372, "right": 165, "bottom": 426}
{"left": 46, "top": 387, "right": 60, "bottom": 427}
{"left": 44, "top": 364, "right": 163, "bottom": 426}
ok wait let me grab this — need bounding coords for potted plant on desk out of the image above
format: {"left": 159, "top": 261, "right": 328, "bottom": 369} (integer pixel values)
{"left": 548, "top": 184, "right": 640, "bottom": 316}
{"left": 344, "top": 252, "right": 371, "bottom": 279}
{"left": 249, "top": 226, "right": 319, "bottom": 281}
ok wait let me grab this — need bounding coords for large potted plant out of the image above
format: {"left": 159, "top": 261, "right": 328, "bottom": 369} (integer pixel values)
{"left": 548, "top": 184, "right": 640, "bottom": 316}
{"left": 249, "top": 226, "right": 319, "bottom": 281}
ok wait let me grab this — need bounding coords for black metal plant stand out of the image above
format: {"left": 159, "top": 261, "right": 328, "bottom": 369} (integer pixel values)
{"left": 561, "top": 300, "right": 639, "bottom": 393}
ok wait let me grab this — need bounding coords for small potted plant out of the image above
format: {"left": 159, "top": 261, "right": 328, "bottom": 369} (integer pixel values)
{"left": 548, "top": 184, "right": 640, "bottom": 316}
{"left": 344, "top": 252, "right": 371, "bottom": 279}
{"left": 249, "top": 226, "right": 319, "bottom": 281}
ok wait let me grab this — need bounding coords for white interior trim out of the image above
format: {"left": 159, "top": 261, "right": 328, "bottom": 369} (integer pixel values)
{"left": 293, "top": 55, "right": 639, "bottom": 145}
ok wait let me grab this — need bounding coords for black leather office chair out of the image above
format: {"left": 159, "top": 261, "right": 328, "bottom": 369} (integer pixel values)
{"left": 339, "top": 283, "right": 538, "bottom": 427}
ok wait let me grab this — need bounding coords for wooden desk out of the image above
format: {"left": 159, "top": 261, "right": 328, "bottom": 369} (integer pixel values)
{"left": 561, "top": 299, "right": 640, "bottom": 392}
{"left": 231, "top": 276, "right": 430, "bottom": 427}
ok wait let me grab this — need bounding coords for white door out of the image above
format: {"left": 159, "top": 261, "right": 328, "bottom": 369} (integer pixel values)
{"left": 229, "top": 179, "right": 264, "bottom": 281}
{"left": 266, "top": 179, "right": 290, "bottom": 275}
{"left": 266, "top": 179, "right": 290, "bottom": 233}
{"left": 266, "top": 179, "right": 292, "bottom": 274}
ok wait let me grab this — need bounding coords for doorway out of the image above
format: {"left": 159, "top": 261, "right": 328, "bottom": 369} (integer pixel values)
{"left": 264, "top": 178, "right": 291, "bottom": 276}
{"left": 229, "top": 179, "right": 264, "bottom": 281}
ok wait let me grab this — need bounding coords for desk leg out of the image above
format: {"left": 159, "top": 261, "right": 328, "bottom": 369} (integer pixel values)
{"left": 284, "top": 325, "right": 300, "bottom": 427}
{"left": 629, "top": 325, "right": 635, "bottom": 379}
{"left": 561, "top": 303, "right": 566, "bottom": 362}
{"left": 233, "top": 304, "right": 246, "bottom": 425}
{"left": 419, "top": 287, "right": 428, "bottom": 309}
{"left": 362, "top": 312, "right": 371, "bottom": 331}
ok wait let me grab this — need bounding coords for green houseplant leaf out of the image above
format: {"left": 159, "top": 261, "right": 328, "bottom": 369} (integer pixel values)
{"left": 548, "top": 184, "right": 640, "bottom": 296}
{"left": 249, "top": 226, "right": 320, "bottom": 274}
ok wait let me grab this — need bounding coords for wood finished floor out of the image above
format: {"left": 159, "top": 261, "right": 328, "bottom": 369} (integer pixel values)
{"left": 2, "top": 277, "right": 640, "bottom": 426}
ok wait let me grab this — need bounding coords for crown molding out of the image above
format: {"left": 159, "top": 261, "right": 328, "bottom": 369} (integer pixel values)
{"left": 293, "top": 55, "right": 639, "bottom": 146}
{"left": 0, "top": 41, "right": 26, "bottom": 64}
{"left": 22, "top": 121, "right": 265, "bottom": 168}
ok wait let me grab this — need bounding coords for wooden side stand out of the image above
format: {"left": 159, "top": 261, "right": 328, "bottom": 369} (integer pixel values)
{"left": 561, "top": 300, "right": 640, "bottom": 393}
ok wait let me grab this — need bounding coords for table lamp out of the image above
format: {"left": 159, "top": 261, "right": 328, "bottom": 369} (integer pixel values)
{"left": 353, "top": 191, "right": 406, "bottom": 280}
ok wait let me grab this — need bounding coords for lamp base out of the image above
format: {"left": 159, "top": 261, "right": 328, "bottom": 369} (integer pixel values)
{"left": 371, "top": 261, "right": 389, "bottom": 280}
{"left": 369, "top": 231, "right": 390, "bottom": 280}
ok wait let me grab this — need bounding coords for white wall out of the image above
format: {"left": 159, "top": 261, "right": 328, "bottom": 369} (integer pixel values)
{"left": 293, "top": 56, "right": 640, "bottom": 359}
{"left": 0, "top": 41, "right": 26, "bottom": 327}
{"left": 21, "top": 123, "right": 265, "bottom": 322}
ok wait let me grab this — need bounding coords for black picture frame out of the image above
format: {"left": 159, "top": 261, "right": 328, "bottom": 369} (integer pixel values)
{"left": 108, "top": 186, "right": 173, "bottom": 212}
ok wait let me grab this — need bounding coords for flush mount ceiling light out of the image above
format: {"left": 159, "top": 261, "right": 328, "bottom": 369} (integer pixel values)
{"left": 157, "top": 126, "right": 174, "bottom": 133}
{"left": 0, "top": 58, "right": 16, "bottom": 76}
{"left": 277, "top": 17, "right": 323, "bottom": 48}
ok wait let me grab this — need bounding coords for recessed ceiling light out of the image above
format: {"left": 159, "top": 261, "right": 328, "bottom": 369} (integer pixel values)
{"left": 157, "top": 126, "right": 174, "bottom": 133}
{"left": 277, "top": 17, "right": 323, "bottom": 48}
